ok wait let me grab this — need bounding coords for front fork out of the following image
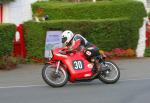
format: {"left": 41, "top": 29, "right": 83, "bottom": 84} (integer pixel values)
{"left": 100, "top": 60, "right": 110, "bottom": 74}
{"left": 98, "top": 55, "right": 109, "bottom": 71}
{"left": 97, "top": 55, "right": 105, "bottom": 65}
{"left": 55, "top": 60, "right": 61, "bottom": 74}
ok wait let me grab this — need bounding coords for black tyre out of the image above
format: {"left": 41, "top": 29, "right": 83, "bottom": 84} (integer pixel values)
{"left": 99, "top": 61, "right": 120, "bottom": 84}
{"left": 42, "top": 64, "right": 68, "bottom": 87}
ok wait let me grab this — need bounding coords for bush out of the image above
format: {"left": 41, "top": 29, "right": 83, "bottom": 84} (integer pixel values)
{"left": 0, "top": 24, "right": 16, "bottom": 57}
{"left": 26, "top": 0, "right": 146, "bottom": 59}
{"left": 32, "top": 1, "right": 146, "bottom": 34}
{"left": 148, "top": 12, "right": 150, "bottom": 19}
{"left": 24, "top": 18, "right": 139, "bottom": 59}
{"left": 48, "top": 0, "right": 113, "bottom": 2}
{"left": 32, "top": 0, "right": 146, "bottom": 20}
{"left": 144, "top": 47, "right": 150, "bottom": 57}
{"left": 0, "top": 56, "right": 18, "bottom": 70}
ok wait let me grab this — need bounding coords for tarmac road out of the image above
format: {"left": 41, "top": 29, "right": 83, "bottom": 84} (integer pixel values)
{"left": 0, "top": 58, "right": 150, "bottom": 103}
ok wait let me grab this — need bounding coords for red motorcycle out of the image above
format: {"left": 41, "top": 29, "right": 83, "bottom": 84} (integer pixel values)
{"left": 42, "top": 48, "right": 120, "bottom": 87}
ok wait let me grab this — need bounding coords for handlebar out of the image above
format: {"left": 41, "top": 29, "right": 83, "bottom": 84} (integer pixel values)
{"left": 59, "top": 49, "right": 77, "bottom": 55}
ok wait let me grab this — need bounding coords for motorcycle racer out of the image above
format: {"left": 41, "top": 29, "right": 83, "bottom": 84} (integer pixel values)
{"left": 61, "top": 30, "right": 101, "bottom": 76}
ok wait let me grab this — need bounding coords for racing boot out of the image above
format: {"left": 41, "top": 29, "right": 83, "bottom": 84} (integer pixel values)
{"left": 92, "top": 60, "right": 101, "bottom": 77}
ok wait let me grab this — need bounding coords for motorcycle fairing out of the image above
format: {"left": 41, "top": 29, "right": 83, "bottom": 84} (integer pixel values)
{"left": 51, "top": 48, "right": 93, "bottom": 82}
{"left": 62, "top": 52, "right": 93, "bottom": 82}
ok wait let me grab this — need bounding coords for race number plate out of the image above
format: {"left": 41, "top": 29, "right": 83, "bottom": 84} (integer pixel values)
{"left": 72, "top": 60, "right": 84, "bottom": 70}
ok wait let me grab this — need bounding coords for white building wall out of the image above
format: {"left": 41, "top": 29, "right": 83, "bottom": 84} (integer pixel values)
{"left": 138, "top": 0, "right": 150, "bottom": 12}
{"left": 147, "top": 0, "right": 150, "bottom": 11}
{"left": 3, "top": 0, "right": 37, "bottom": 25}
{"left": 138, "top": 0, "right": 147, "bottom": 7}
{"left": 136, "top": 0, "right": 148, "bottom": 57}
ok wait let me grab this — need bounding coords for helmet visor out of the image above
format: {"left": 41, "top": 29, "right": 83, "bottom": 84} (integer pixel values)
{"left": 62, "top": 37, "right": 67, "bottom": 43}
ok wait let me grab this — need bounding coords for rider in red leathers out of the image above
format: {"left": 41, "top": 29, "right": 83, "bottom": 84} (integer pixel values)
{"left": 61, "top": 30, "right": 101, "bottom": 75}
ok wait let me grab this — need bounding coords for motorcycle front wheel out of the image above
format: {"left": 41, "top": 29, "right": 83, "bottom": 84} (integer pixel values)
{"left": 42, "top": 64, "right": 68, "bottom": 87}
{"left": 98, "top": 61, "right": 120, "bottom": 84}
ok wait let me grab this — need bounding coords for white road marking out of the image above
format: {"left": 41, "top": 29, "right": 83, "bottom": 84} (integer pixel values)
{"left": 0, "top": 78, "right": 150, "bottom": 89}
{"left": 0, "top": 85, "right": 47, "bottom": 89}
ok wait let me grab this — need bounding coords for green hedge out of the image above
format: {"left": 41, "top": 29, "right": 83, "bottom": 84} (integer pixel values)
{"left": 0, "top": 24, "right": 16, "bottom": 56}
{"left": 144, "top": 47, "right": 150, "bottom": 57}
{"left": 26, "top": 0, "right": 146, "bottom": 59}
{"left": 32, "top": 1, "right": 146, "bottom": 33}
{"left": 32, "top": 0, "right": 146, "bottom": 20}
{"left": 24, "top": 18, "right": 138, "bottom": 59}
{"left": 48, "top": 0, "right": 114, "bottom": 2}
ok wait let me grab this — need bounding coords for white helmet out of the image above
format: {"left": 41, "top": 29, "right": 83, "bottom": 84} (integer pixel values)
{"left": 62, "top": 30, "right": 74, "bottom": 45}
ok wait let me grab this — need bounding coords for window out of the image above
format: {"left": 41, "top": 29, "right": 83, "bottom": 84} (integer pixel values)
{"left": 147, "top": 0, "right": 150, "bottom": 8}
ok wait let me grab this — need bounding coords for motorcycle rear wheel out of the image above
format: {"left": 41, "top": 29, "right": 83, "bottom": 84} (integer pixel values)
{"left": 42, "top": 64, "right": 68, "bottom": 87}
{"left": 98, "top": 61, "right": 120, "bottom": 84}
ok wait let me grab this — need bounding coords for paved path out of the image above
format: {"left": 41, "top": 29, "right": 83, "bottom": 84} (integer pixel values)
{"left": 0, "top": 58, "right": 150, "bottom": 103}
{"left": 0, "top": 79, "right": 150, "bottom": 103}
{"left": 0, "top": 58, "right": 150, "bottom": 87}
